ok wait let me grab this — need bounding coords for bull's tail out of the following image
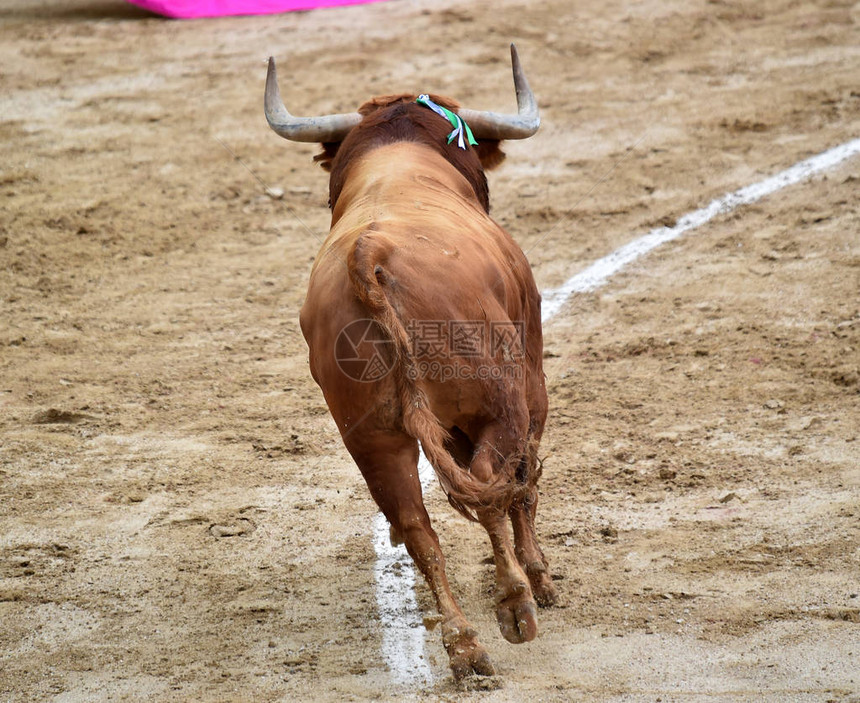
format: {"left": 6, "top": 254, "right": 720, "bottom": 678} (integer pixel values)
{"left": 347, "top": 233, "right": 515, "bottom": 521}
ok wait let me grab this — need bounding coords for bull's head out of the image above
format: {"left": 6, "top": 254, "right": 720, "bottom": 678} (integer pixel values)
{"left": 264, "top": 44, "right": 539, "bottom": 144}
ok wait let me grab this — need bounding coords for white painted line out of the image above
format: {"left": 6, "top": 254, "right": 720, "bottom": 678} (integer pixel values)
{"left": 541, "top": 138, "right": 860, "bottom": 322}
{"left": 372, "top": 451, "right": 435, "bottom": 684}
{"left": 373, "top": 136, "right": 860, "bottom": 684}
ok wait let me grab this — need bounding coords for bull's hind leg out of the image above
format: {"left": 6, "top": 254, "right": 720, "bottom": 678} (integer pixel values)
{"left": 508, "top": 398, "right": 557, "bottom": 607}
{"left": 469, "top": 426, "right": 539, "bottom": 644}
{"left": 475, "top": 507, "right": 539, "bottom": 644}
{"left": 345, "top": 430, "right": 495, "bottom": 681}
{"left": 509, "top": 487, "right": 558, "bottom": 607}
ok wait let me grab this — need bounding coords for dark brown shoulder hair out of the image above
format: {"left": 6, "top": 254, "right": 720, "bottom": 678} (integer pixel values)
{"left": 314, "top": 94, "right": 505, "bottom": 213}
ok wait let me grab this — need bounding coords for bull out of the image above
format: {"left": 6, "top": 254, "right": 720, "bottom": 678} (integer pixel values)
{"left": 264, "top": 45, "right": 556, "bottom": 681}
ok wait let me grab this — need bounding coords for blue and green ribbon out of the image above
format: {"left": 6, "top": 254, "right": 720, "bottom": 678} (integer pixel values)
{"left": 416, "top": 94, "right": 477, "bottom": 150}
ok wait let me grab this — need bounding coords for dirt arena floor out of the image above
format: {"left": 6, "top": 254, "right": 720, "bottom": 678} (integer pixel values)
{"left": 1, "top": 0, "right": 859, "bottom": 700}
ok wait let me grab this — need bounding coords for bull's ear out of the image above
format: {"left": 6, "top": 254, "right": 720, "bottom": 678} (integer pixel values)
{"left": 474, "top": 140, "right": 506, "bottom": 171}
{"left": 313, "top": 142, "right": 341, "bottom": 172}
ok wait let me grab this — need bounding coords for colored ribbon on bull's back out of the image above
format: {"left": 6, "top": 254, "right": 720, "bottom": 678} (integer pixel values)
{"left": 416, "top": 95, "right": 477, "bottom": 150}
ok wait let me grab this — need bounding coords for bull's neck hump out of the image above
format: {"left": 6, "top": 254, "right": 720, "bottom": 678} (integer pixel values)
{"left": 330, "top": 142, "right": 484, "bottom": 228}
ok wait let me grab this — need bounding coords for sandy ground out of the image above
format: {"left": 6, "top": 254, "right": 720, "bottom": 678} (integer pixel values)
{"left": 1, "top": 0, "right": 859, "bottom": 700}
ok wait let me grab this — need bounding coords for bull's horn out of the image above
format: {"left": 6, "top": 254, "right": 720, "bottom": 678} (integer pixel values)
{"left": 457, "top": 44, "right": 540, "bottom": 141}
{"left": 265, "top": 57, "right": 363, "bottom": 143}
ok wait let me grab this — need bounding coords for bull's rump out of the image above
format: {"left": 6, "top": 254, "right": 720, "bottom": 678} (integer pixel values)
{"left": 302, "top": 209, "right": 542, "bottom": 435}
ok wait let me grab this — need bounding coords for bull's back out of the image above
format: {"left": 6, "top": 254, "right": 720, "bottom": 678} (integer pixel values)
{"left": 301, "top": 142, "right": 544, "bottom": 429}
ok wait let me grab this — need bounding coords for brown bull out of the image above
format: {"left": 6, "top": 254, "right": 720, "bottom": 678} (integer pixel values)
{"left": 265, "top": 45, "right": 556, "bottom": 680}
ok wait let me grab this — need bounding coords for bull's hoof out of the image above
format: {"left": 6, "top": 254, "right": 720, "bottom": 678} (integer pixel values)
{"left": 495, "top": 583, "right": 538, "bottom": 644}
{"left": 533, "top": 579, "right": 559, "bottom": 607}
{"left": 450, "top": 646, "right": 496, "bottom": 682}
{"left": 442, "top": 623, "right": 495, "bottom": 681}
{"left": 457, "top": 673, "right": 505, "bottom": 691}
{"left": 525, "top": 562, "right": 559, "bottom": 607}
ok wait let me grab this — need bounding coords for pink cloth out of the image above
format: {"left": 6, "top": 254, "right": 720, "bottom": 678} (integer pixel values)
{"left": 126, "top": 0, "right": 388, "bottom": 18}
